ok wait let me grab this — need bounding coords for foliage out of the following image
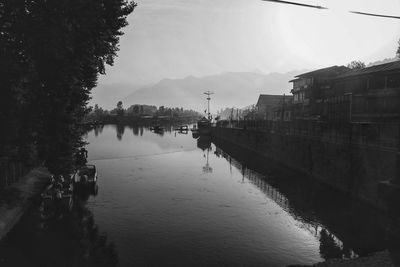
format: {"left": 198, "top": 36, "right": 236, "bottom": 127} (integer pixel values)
{"left": 117, "top": 101, "right": 123, "bottom": 110}
{"left": 397, "top": 38, "right": 400, "bottom": 58}
{"left": 0, "top": 0, "right": 136, "bottom": 174}
{"left": 89, "top": 103, "right": 200, "bottom": 119}
{"left": 126, "top": 104, "right": 157, "bottom": 116}
{"left": 347, "top": 60, "right": 366, "bottom": 70}
{"left": 116, "top": 101, "right": 124, "bottom": 116}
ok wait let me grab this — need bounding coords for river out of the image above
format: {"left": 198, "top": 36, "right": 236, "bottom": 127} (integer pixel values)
{"left": 0, "top": 124, "right": 398, "bottom": 266}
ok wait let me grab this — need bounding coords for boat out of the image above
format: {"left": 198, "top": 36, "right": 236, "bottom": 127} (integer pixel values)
{"left": 197, "top": 117, "right": 212, "bottom": 135}
{"left": 73, "top": 164, "right": 98, "bottom": 188}
{"left": 197, "top": 91, "right": 214, "bottom": 136}
{"left": 41, "top": 175, "right": 74, "bottom": 212}
{"left": 192, "top": 130, "right": 200, "bottom": 139}
{"left": 174, "top": 125, "right": 189, "bottom": 131}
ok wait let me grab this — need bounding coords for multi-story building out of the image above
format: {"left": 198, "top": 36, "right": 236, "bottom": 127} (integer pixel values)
{"left": 289, "top": 66, "right": 349, "bottom": 120}
{"left": 289, "top": 61, "right": 400, "bottom": 123}
{"left": 332, "top": 60, "right": 400, "bottom": 123}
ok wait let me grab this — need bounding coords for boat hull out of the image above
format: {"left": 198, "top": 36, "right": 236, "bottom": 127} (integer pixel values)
{"left": 197, "top": 127, "right": 211, "bottom": 135}
{"left": 197, "top": 118, "right": 212, "bottom": 136}
{"left": 74, "top": 165, "right": 98, "bottom": 189}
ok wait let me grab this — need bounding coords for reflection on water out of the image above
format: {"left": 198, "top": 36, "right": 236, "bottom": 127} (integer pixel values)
{"left": 1, "top": 124, "right": 399, "bottom": 267}
{"left": 116, "top": 124, "right": 125, "bottom": 140}
{"left": 94, "top": 125, "right": 104, "bottom": 137}
{"left": 212, "top": 138, "right": 400, "bottom": 262}
{"left": 176, "top": 129, "right": 189, "bottom": 135}
{"left": 0, "top": 185, "right": 119, "bottom": 267}
{"left": 196, "top": 136, "right": 213, "bottom": 174}
{"left": 196, "top": 135, "right": 211, "bottom": 151}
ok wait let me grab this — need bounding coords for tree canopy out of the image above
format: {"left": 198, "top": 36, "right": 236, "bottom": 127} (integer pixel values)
{"left": 397, "top": 38, "right": 400, "bottom": 58}
{"left": 0, "top": 0, "right": 136, "bottom": 174}
{"left": 347, "top": 60, "right": 366, "bottom": 70}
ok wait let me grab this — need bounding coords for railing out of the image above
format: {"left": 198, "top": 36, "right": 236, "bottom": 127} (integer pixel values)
{"left": 0, "top": 160, "right": 31, "bottom": 190}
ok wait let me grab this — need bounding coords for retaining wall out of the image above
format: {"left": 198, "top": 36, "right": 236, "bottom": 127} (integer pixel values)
{"left": 212, "top": 126, "right": 398, "bottom": 210}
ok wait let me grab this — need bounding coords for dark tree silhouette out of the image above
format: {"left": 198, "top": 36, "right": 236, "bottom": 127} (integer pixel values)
{"left": 0, "top": 0, "right": 136, "bottom": 174}
{"left": 116, "top": 101, "right": 124, "bottom": 116}
{"left": 397, "top": 39, "right": 400, "bottom": 58}
{"left": 347, "top": 60, "right": 366, "bottom": 70}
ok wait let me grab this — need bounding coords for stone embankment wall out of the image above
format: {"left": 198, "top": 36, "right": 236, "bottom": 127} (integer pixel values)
{"left": 212, "top": 125, "right": 398, "bottom": 211}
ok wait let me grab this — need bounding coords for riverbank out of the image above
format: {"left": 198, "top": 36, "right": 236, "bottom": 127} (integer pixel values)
{"left": 0, "top": 167, "right": 50, "bottom": 241}
{"left": 289, "top": 250, "right": 396, "bottom": 267}
{"left": 212, "top": 125, "right": 400, "bottom": 213}
{"left": 212, "top": 126, "right": 400, "bottom": 266}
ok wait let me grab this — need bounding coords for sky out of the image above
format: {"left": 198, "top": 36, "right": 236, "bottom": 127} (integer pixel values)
{"left": 97, "top": 0, "right": 400, "bottom": 87}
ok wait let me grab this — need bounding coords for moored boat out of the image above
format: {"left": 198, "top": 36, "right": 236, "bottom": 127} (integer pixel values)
{"left": 41, "top": 175, "right": 74, "bottom": 212}
{"left": 197, "top": 117, "right": 212, "bottom": 135}
{"left": 197, "top": 91, "right": 214, "bottom": 136}
{"left": 73, "top": 164, "right": 98, "bottom": 188}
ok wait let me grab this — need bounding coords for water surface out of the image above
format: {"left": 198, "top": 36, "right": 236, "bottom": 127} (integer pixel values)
{"left": 1, "top": 124, "right": 398, "bottom": 266}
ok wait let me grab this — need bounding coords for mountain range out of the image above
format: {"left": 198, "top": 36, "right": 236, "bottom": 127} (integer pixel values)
{"left": 91, "top": 71, "right": 305, "bottom": 111}
{"left": 92, "top": 58, "right": 400, "bottom": 111}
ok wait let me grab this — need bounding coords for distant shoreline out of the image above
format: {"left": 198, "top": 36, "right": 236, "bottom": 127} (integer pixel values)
{"left": 84, "top": 115, "right": 198, "bottom": 127}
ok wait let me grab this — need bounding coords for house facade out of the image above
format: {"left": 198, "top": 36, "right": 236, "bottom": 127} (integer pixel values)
{"left": 256, "top": 94, "right": 293, "bottom": 121}
{"left": 332, "top": 61, "right": 400, "bottom": 123}
{"left": 288, "top": 61, "right": 400, "bottom": 123}
{"left": 289, "top": 66, "right": 349, "bottom": 120}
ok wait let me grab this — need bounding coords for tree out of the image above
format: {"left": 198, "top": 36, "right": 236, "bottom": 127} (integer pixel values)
{"left": 116, "top": 101, "right": 124, "bottom": 116}
{"left": 0, "top": 0, "right": 136, "bottom": 174}
{"left": 347, "top": 60, "right": 366, "bottom": 70}
{"left": 117, "top": 101, "right": 123, "bottom": 110}
{"left": 133, "top": 105, "right": 140, "bottom": 114}
{"left": 93, "top": 104, "right": 105, "bottom": 117}
{"left": 158, "top": 106, "right": 165, "bottom": 115}
{"left": 397, "top": 38, "right": 400, "bottom": 58}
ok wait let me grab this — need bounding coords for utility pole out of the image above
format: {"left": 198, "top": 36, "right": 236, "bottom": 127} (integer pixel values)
{"left": 204, "top": 91, "right": 214, "bottom": 120}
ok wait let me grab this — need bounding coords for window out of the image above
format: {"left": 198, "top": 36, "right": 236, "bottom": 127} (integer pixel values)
{"left": 369, "top": 75, "right": 386, "bottom": 90}
{"left": 387, "top": 74, "right": 400, "bottom": 88}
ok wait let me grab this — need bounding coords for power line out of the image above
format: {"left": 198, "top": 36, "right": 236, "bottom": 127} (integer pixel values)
{"left": 261, "top": 0, "right": 400, "bottom": 20}
{"left": 349, "top": 11, "right": 400, "bottom": 20}
{"left": 260, "top": 0, "right": 328, "bottom": 10}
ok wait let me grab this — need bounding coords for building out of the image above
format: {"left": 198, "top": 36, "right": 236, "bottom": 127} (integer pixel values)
{"left": 256, "top": 94, "right": 293, "bottom": 121}
{"left": 289, "top": 66, "right": 349, "bottom": 120}
{"left": 288, "top": 61, "right": 400, "bottom": 123}
{"left": 332, "top": 60, "right": 400, "bottom": 123}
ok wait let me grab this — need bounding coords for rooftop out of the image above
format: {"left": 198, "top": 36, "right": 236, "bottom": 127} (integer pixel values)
{"left": 337, "top": 60, "right": 400, "bottom": 78}
{"left": 256, "top": 94, "right": 293, "bottom": 107}
{"left": 289, "top": 66, "right": 349, "bottom": 82}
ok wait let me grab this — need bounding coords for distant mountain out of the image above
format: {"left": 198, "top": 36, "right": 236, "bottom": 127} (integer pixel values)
{"left": 123, "top": 71, "right": 304, "bottom": 112}
{"left": 90, "top": 83, "right": 145, "bottom": 110}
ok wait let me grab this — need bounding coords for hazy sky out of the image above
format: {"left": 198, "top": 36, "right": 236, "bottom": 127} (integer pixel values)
{"left": 98, "top": 0, "right": 400, "bottom": 86}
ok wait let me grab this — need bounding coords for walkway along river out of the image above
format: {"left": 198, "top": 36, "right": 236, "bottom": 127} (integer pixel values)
{"left": 0, "top": 124, "right": 399, "bottom": 266}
